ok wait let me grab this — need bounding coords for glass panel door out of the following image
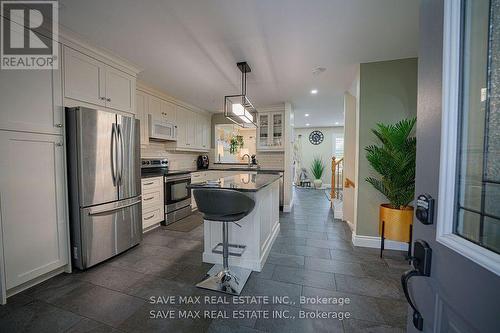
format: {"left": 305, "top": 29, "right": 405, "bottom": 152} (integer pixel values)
{"left": 455, "top": 0, "right": 500, "bottom": 254}
{"left": 258, "top": 114, "right": 269, "bottom": 148}
{"left": 272, "top": 113, "right": 283, "bottom": 147}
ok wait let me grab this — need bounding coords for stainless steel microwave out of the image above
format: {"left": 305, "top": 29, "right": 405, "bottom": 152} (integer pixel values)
{"left": 148, "top": 114, "right": 177, "bottom": 141}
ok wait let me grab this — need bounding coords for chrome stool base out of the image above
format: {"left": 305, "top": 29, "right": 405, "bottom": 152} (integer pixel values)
{"left": 196, "top": 264, "right": 251, "bottom": 295}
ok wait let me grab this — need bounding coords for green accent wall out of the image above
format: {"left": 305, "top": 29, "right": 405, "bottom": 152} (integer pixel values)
{"left": 356, "top": 58, "right": 418, "bottom": 237}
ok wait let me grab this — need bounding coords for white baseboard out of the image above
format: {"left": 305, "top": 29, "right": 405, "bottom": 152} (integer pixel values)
{"left": 345, "top": 220, "right": 355, "bottom": 232}
{"left": 351, "top": 232, "right": 408, "bottom": 251}
{"left": 283, "top": 196, "right": 294, "bottom": 213}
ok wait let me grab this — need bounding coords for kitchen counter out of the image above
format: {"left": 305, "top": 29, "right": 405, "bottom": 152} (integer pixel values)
{"left": 193, "top": 173, "right": 280, "bottom": 272}
{"left": 141, "top": 169, "right": 195, "bottom": 178}
{"left": 188, "top": 173, "right": 281, "bottom": 192}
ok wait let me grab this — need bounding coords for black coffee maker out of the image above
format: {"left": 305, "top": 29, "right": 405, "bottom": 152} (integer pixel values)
{"left": 197, "top": 155, "right": 209, "bottom": 170}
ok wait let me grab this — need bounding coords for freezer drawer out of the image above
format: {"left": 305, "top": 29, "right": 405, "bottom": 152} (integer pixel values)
{"left": 75, "top": 197, "right": 142, "bottom": 269}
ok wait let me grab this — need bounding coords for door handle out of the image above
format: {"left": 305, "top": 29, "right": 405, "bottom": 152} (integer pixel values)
{"left": 111, "top": 123, "right": 118, "bottom": 186}
{"left": 401, "top": 240, "right": 432, "bottom": 331}
{"left": 88, "top": 198, "right": 141, "bottom": 216}
{"left": 117, "top": 124, "right": 124, "bottom": 185}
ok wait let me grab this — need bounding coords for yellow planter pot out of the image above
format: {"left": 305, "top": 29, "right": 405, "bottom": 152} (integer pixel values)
{"left": 379, "top": 204, "right": 414, "bottom": 242}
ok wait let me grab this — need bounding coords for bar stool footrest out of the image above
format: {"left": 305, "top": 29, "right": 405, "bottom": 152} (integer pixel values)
{"left": 212, "top": 243, "right": 246, "bottom": 257}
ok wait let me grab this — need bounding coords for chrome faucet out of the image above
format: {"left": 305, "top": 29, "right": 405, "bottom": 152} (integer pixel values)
{"left": 242, "top": 154, "right": 251, "bottom": 167}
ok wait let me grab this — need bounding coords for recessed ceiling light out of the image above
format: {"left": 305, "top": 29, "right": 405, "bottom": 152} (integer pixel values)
{"left": 305, "top": 114, "right": 309, "bottom": 117}
{"left": 306, "top": 123, "right": 310, "bottom": 126}
{"left": 312, "top": 67, "right": 327, "bottom": 76}
{"left": 310, "top": 89, "right": 318, "bottom": 95}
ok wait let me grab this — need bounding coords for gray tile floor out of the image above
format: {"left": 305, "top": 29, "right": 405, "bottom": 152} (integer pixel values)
{"left": 0, "top": 188, "right": 409, "bottom": 332}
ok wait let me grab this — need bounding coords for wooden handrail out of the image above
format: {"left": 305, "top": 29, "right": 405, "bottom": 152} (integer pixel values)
{"left": 344, "top": 177, "right": 355, "bottom": 188}
{"left": 330, "top": 156, "right": 344, "bottom": 206}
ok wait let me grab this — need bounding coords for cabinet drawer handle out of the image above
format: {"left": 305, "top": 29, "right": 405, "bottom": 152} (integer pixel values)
{"left": 55, "top": 123, "right": 63, "bottom": 128}
{"left": 143, "top": 181, "right": 154, "bottom": 186}
{"left": 100, "top": 97, "right": 106, "bottom": 100}
{"left": 144, "top": 196, "right": 154, "bottom": 201}
{"left": 56, "top": 142, "right": 63, "bottom": 147}
{"left": 107, "top": 98, "right": 111, "bottom": 102}
{"left": 144, "top": 214, "right": 155, "bottom": 220}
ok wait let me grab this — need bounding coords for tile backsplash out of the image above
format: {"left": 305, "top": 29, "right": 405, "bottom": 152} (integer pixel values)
{"left": 141, "top": 142, "right": 199, "bottom": 170}
{"left": 143, "top": 142, "right": 284, "bottom": 171}
{"left": 257, "top": 152, "right": 285, "bottom": 170}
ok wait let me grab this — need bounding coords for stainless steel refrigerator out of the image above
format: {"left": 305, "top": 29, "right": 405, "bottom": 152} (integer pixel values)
{"left": 66, "top": 107, "right": 142, "bottom": 270}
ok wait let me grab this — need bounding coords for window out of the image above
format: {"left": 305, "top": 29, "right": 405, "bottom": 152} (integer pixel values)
{"left": 438, "top": 0, "right": 500, "bottom": 276}
{"left": 334, "top": 137, "right": 344, "bottom": 158}
{"left": 455, "top": 0, "right": 499, "bottom": 254}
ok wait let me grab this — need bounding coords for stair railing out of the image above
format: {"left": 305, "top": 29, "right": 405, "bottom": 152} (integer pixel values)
{"left": 330, "top": 156, "right": 344, "bottom": 206}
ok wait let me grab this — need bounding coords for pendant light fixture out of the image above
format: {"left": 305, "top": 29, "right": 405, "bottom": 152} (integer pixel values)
{"left": 224, "top": 62, "right": 257, "bottom": 128}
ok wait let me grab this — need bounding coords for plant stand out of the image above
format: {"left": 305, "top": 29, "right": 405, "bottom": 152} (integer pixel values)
{"left": 380, "top": 221, "right": 413, "bottom": 260}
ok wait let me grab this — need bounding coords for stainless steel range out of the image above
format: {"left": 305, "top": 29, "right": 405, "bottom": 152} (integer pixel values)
{"left": 164, "top": 173, "right": 192, "bottom": 224}
{"left": 140, "top": 158, "right": 192, "bottom": 225}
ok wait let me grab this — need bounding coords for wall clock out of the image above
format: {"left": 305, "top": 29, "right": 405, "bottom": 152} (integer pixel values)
{"left": 309, "top": 130, "right": 324, "bottom": 145}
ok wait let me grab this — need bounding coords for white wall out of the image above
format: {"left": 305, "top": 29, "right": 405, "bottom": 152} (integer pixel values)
{"left": 283, "top": 102, "right": 294, "bottom": 211}
{"left": 295, "top": 126, "right": 344, "bottom": 185}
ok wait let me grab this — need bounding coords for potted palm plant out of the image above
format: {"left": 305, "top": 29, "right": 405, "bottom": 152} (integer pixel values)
{"left": 310, "top": 157, "right": 325, "bottom": 189}
{"left": 365, "top": 118, "right": 416, "bottom": 244}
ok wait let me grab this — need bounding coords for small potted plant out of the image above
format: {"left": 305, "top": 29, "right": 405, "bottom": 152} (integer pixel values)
{"left": 310, "top": 156, "right": 325, "bottom": 189}
{"left": 365, "top": 118, "right": 416, "bottom": 247}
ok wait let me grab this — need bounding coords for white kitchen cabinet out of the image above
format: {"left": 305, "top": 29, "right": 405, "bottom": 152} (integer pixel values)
{"left": 161, "top": 100, "right": 176, "bottom": 122}
{"left": 202, "top": 116, "right": 210, "bottom": 150}
{"left": 0, "top": 131, "right": 68, "bottom": 290}
{"left": 105, "top": 66, "right": 135, "bottom": 113}
{"left": 136, "top": 88, "right": 210, "bottom": 152}
{"left": 136, "top": 90, "right": 149, "bottom": 146}
{"left": 64, "top": 47, "right": 135, "bottom": 114}
{"left": 186, "top": 110, "right": 196, "bottom": 148}
{"left": 195, "top": 114, "right": 204, "bottom": 149}
{"left": 257, "top": 111, "right": 284, "bottom": 151}
{"left": 175, "top": 105, "right": 188, "bottom": 148}
{"left": 148, "top": 95, "right": 162, "bottom": 118}
{"left": 141, "top": 177, "right": 164, "bottom": 230}
{"left": 0, "top": 44, "right": 63, "bottom": 135}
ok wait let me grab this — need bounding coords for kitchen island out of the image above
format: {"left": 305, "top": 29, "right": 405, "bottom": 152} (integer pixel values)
{"left": 189, "top": 173, "right": 281, "bottom": 271}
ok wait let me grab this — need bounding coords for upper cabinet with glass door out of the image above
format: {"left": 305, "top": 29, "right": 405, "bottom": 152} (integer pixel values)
{"left": 257, "top": 111, "right": 284, "bottom": 151}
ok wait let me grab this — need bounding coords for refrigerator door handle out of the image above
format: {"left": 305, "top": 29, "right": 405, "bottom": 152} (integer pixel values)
{"left": 117, "top": 124, "right": 124, "bottom": 185}
{"left": 111, "top": 123, "right": 118, "bottom": 186}
{"left": 87, "top": 197, "right": 142, "bottom": 216}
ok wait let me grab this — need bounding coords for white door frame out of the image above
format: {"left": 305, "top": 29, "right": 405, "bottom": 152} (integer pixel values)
{"left": 437, "top": 0, "right": 500, "bottom": 276}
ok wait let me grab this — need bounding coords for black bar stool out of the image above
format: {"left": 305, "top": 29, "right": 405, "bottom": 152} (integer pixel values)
{"left": 192, "top": 188, "right": 255, "bottom": 295}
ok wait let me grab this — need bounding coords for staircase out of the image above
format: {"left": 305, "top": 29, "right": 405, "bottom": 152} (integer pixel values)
{"left": 330, "top": 156, "right": 344, "bottom": 220}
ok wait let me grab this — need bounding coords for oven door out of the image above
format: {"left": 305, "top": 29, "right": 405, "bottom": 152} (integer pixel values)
{"left": 165, "top": 175, "right": 191, "bottom": 208}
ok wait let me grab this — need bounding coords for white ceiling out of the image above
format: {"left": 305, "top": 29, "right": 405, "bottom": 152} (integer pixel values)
{"left": 59, "top": 0, "right": 418, "bottom": 127}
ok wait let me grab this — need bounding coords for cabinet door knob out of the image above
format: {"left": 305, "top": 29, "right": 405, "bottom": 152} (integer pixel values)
{"left": 56, "top": 142, "right": 64, "bottom": 147}
{"left": 100, "top": 97, "right": 106, "bottom": 100}
{"left": 107, "top": 98, "right": 111, "bottom": 102}
{"left": 55, "top": 123, "right": 63, "bottom": 128}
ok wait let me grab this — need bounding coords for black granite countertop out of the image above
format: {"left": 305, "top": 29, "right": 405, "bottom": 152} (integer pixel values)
{"left": 142, "top": 168, "right": 283, "bottom": 179}
{"left": 187, "top": 173, "right": 281, "bottom": 192}
{"left": 204, "top": 168, "right": 284, "bottom": 173}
